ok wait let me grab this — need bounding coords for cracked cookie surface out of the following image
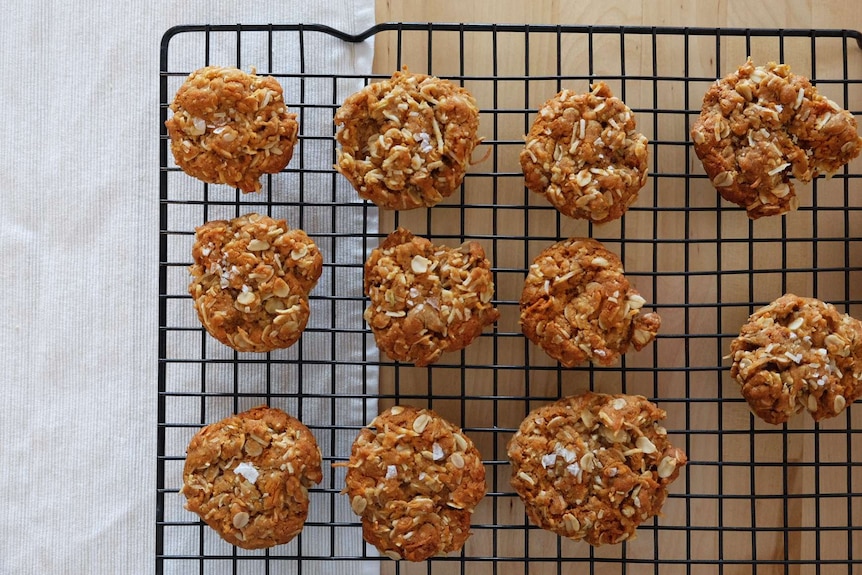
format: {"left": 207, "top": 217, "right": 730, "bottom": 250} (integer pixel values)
{"left": 519, "top": 238, "right": 660, "bottom": 367}
{"left": 364, "top": 227, "right": 499, "bottom": 366}
{"left": 189, "top": 212, "right": 322, "bottom": 353}
{"left": 334, "top": 68, "right": 482, "bottom": 210}
{"left": 520, "top": 82, "right": 649, "bottom": 223}
{"left": 691, "top": 59, "right": 862, "bottom": 218}
{"left": 166, "top": 66, "right": 299, "bottom": 193}
{"left": 342, "top": 405, "right": 486, "bottom": 561}
{"left": 507, "top": 392, "right": 686, "bottom": 546}
{"left": 728, "top": 293, "right": 862, "bottom": 423}
{"left": 181, "top": 406, "right": 322, "bottom": 549}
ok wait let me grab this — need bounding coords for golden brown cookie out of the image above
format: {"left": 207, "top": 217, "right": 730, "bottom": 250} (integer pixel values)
{"left": 507, "top": 392, "right": 687, "bottom": 546}
{"left": 189, "top": 212, "right": 322, "bottom": 352}
{"left": 342, "top": 405, "right": 486, "bottom": 561}
{"left": 166, "top": 66, "right": 299, "bottom": 192}
{"left": 691, "top": 59, "right": 862, "bottom": 218}
{"left": 334, "top": 68, "right": 482, "bottom": 210}
{"left": 363, "top": 227, "right": 499, "bottom": 366}
{"left": 520, "top": 82, "right": 649, "bottom": 223}
{"left": 181, "top": 406, "right": 323, "bottom": 549}
{"left": 519, "top": 238, "right": 660, "bottom": 367}
{"left": 728, "top": 293, "right": 862, "bottom": 424}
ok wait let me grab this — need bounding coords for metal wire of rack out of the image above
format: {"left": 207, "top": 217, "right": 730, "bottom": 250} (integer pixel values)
{"left": 159, "top": 23, "right": 862, "bottom": 574}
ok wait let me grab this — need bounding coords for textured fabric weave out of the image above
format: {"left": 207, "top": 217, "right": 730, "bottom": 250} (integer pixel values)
{"left": 0, "top": 2, "right": 376, "bottom": 573}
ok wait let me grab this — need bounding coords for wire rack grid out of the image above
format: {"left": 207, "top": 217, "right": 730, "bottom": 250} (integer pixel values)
{"left": 159, "top": 23, "right": 862, "bottom": 574}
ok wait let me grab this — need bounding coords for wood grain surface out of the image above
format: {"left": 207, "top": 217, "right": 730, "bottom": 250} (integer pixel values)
{"left": 370, "top": 2, "right": 862, "bottom": 573}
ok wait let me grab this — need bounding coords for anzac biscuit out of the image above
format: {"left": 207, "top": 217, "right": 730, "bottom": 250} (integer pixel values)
{"left": 691, "top": 59, "right": 862, "bottom": 218}
{"left": 181, "top": 406, "right": 322, "bottom": 549}
{"left": 189, "top": 212, "right": 322, "bottom": 352}
{"left": 519, "top": 238, "right": 660, "bottom": 367}
{"left": 728, "top": 293, "right": 862, "bottom": 423}
{"left": 342, "top": 405, "right": 486, "bottom": 561}
{"left": 507, "top": 392, "right": 687, "bottom": 546}
{"left": 334, "top": 68, "right": 482, "bottom": 210}
{"left": 363, "top": 228, "right": 499, "bottom": 366}
{"left": 166, "top": 66, "right": 299, "bottom": 192}
{"left": 520, "top": 82, "right": 649, "bottom": 223}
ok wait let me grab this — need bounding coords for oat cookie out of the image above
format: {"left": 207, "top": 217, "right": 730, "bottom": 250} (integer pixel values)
{"left": 181, "top": 406, "right": 323, "bottom": 549}
{"left": 342, "top": 405, "right": 486, "bottom": 561}
{"left": 728, "top": 293, "right": 862, "bottom": 424}
{"left": 166, "top": 66, "right": 299, "bottom": 192}
{"left": 520, "top": 82, "right": 649, "bottom": 223}
{"left": 189, "top": 212, "right": 322, "bottom": 352}
{"left": 520, "top": 238, "right": 660, "bottom": 367}
{"left": 691, "top": 59, "right": 862, "bottom": 218}
{"left": 507, "top": 392, "right": 687, "bottom": 546}
{"left": 334, "top": 68, "right": 482, "bottom": 210}
{"left": 363, "top": 227, "right": 499, "bottom": 366}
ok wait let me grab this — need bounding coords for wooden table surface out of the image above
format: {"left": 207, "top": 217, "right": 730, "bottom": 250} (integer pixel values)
{"left": 376, "top": 0, "right": 860, "bottom": 30}
{"left": 370, "top": 2, "right": 862, "bottom": 573}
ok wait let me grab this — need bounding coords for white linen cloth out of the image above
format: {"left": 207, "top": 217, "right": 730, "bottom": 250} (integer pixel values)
{"left": 0, "top": 2, "right": 376, "bottom": 573}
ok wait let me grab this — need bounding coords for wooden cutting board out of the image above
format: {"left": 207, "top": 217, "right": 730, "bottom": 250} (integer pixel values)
{"left": 369, "top": 2, "right": 862, "bottom": 573}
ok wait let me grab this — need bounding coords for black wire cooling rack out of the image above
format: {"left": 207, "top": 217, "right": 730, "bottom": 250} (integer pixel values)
{"left": 159, "top": 23, "right": 862, "bottom": 574}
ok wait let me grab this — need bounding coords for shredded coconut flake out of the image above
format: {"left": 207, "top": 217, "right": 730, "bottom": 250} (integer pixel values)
{"left": 541, "top": 453, "right": 558, "bottom": 469}
{"left": 385, "top": 465, "right": 397, "bottom": 479}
